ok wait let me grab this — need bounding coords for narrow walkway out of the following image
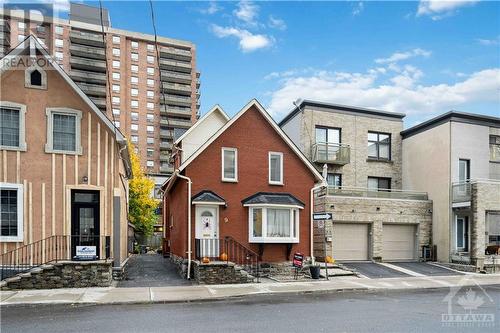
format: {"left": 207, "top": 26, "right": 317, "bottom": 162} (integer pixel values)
{"left": 117, "top": 254, "right": 192, "bottom": 288}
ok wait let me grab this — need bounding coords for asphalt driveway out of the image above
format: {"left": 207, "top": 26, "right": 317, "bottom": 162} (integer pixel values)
{"left": 389, "top": 262, "right": 463, "bottom": 276}
{"left": 117, "top": 254, "right": 192, "bottom": 287}
{"left": 340, "top": 262, "right": 410, "bottom": 278}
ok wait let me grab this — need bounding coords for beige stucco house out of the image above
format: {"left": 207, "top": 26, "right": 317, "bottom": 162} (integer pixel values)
{"left": 402, "top": 111, "right": 500, "bottom": 270}
{"left": 0, "top": 36, "right": 131, "bottom": 278}
{"left": 280, "top": 100, "right": 432, "bottom": 262}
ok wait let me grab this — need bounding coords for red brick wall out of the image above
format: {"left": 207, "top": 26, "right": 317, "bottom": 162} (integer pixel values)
{"left": 165, "top": 105, "right": 317, "bottom": 262}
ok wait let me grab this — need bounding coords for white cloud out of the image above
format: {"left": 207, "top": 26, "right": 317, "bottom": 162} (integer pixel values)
{"left": 417, "top": 0, "right": 479, "bottom": 20}
{"left": 375, "top": 48, "right": 431, "bottom": 64}
{"left": 234, "top": 1, "right": 259, "bottom": 24}
{"left": 199, "top": 1, "right": 221, "bottom": 15}
{"left": 268, "top": 15, "right": 287, "bottom": 30}
{"left": 266, "top": 66, "right": 500, "bottom": 120}
{"left": 476, "top": 37, "right": 500, "bottom": 46}
{"left": 211, "top": 25, "right": 273, "bottom": 52}
{"left": 4, "top": 0, "right": 72, "bottom": 12}
{"left": 352, "top": 2, "right": 364, "bottom": 16}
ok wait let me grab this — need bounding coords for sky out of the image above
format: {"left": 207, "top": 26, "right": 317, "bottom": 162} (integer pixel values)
{"left": 7, "top": 0, "right": 500, "bottom": 127}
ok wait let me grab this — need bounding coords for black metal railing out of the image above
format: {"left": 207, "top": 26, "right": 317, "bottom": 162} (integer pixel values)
{"left": 0, "top": 235, "right": 111, "bottom": 280}
{"left": 194, "top": 237, "right": 260, "bottom": 281}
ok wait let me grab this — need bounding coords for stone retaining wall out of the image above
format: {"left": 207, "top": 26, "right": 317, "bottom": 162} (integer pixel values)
{"left": 1, "top": 260, "right": 112, "bottom": 290}
{"left": 192, "top": 261, "right": 254, "bottom": 284}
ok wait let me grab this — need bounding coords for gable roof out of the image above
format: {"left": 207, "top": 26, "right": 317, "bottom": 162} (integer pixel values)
{"left": 401, "top": 111, "right": 500, "bottom": 139}
{"left": 279, "top": 99, "right": 405, "bottom": 127}
{"left": 174, "top": 105, "right": 229, "bottom": 145}
{"left": 0, "top": 35, "right": 127, "bottom": 144}
{"left": 1, "top": 35, "right": 131, "bottom": 176}
{"left": 176, "top": 99, "right": 323, "bottom": 181}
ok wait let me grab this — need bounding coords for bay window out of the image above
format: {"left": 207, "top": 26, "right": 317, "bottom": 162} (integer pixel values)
{"left": 249, "top": 206, "right": 299, "bottom": 243}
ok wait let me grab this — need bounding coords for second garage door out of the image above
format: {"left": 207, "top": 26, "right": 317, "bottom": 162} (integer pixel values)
{"left": 332, "top": 223, "right": 369, "bottom": 260}
{"left": 382, "top": 224, "right": 416, "bottom": 261}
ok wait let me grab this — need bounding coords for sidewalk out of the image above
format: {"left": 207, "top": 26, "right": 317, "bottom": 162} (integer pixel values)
{"left": 1, "top": 274, "right": 499, "bottom": 306}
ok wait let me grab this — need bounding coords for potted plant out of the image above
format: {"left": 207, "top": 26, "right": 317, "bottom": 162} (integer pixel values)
{"left": 308, "top": 257, "right": 321, "bottom": 279}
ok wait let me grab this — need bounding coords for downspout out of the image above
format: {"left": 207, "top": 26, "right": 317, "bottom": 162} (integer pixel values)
{"left": 176, "top": 173, "right": 193, "bottom": 279}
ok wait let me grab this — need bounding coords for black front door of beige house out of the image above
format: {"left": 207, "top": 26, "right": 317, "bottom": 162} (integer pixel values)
{"left": 71, "top": 190, "right": 100, "bottom": 260}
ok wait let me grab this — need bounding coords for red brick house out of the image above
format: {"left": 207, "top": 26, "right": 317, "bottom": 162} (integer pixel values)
{"left": 162, "top": 100, "right": 322, "bottom": 277}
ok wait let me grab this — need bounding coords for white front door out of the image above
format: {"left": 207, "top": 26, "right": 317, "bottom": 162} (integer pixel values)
{"left": 195, "top": 206, "right": 219, "bottom": 257}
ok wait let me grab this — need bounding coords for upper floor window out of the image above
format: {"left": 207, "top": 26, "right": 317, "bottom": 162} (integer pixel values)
{"left": 131, "top": 64, "right": 138, "bottom": 73}
{"left": 147, "top": 78, "right": 155, "bottom": 87}
{"left": 147, "top": 137, "right": 154, "bottom": 145}
{"left": 112, "top": 72, "right": 120, "bottom": 81}
{"left": 55, "top": 52, "right": 64, "bottom": 60}
{"left": 147, "top": 114, "right": 154, "bottom": 122}
{"left": 315, "top": 126, "right": 340, "bottom": 144}
{"left": 45, "top": 108, "right": 82, "bottom": 154}
{"left": 147, "top": 44, "right": 155, "bottom": 52}
{"left": 112, "top": 35, "right": 121, "bottom": 44}
{"left": 147, "top": 102, "right": 155, "bottom": 110}
{"left": 112, "top": 60, "right": 120, "bottom": 68}
{"left": 222, "top": 147, "right": 238, "bottom": 182}
{"left": 112, "top": 48, "right": 120, "bottom": 57}
{"left": 490, "top": 135, "right": 500, "bottom": 162}
{"left": 17, "top": 34, "right": 25, "bottom": 42}
{"left": 131, "top": 112, "right": 139, "bottom": 120}
{"left": 131, "top": 53, "right": 139, "bottom": 61}
{"left": 55, "top": 26, "right": 64, "bottom": 35}
{"left": 327, "top": 173, "right": 342, "bottom": 188}
{"left": 131, "top": 135, "right": 138, "bottom": 143}
{"left": 147, "top": 67, "right": 154, "bottom": 75}
{"left": 147, "top": 148, "right": 154, "bottom": 157}
{"left": 269, "top": 152, "right": 283, "bottom": 185}
{"left": 18, "top": 22, "right": 26, "bottom": 30}
{"left": 25, "top": 66, "right": 47, "bottom": 89}
{"left": 367, "top": 177, "right": 391, "bottom": 192}
{"left": 55, "top": 38, "right": 63, "bottom": 48}
{"left": 368, "top": 132, "right": 391, "bottom": 160}
{"left": 0, "top": 102, "right": 27, "bottom": 151}
{"left": 0, "top": 183, "right": 24, "bottom": 242}
{"left": 131, "top": 41, "right": 139, "bottom": 49}
{"left": 147, "top": 125, "right": 154, "bottom": 133}
{"left": 147, "top": 55, "right": 154, "bottom": 64}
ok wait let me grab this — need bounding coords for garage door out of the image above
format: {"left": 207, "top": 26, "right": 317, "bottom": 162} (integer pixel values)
{"left": 332, "top": 223, "right": 369, "bottom": 260}
{"left": 383, "top": 224, "right": 416, "bottom": 261}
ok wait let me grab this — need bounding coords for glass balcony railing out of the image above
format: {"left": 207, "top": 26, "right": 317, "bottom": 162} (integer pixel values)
{"left": 452, "top": 182, "right": 471, "bottom": 203}
{"left": 490, "top": 144, "right": 500, "bottom": 162}
{"left": 311, "top": 142, "right": 350, "bottom": 165}
{"left": 324, "top": 186, "right": 428, "bottom": 200}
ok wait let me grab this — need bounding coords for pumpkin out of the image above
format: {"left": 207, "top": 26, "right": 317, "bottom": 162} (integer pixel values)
{"left": 220, "top": 253, "right": 228, "bottom": 261}
{"left": 325, "top": 256, "right": 335, "bottom": 264}
{"left": 202, "top": 257, "right": 210, "bottom": 264}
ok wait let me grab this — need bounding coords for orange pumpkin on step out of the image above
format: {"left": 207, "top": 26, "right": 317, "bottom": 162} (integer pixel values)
{"left": 202, "top": 257, "right": 210, "bottom": 264}
{"left": 220, "top": 253, "right": 228, "bottom": 261}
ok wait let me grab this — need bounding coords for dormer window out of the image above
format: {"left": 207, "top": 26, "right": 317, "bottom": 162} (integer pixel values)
{"left": 25, "top": 65, "right": 47, "bottom": 89}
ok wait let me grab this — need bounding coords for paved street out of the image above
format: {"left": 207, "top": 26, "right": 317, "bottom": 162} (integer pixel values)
{"left": 117, "top": 254, "right": 191, "bottom": 288}
{"left": 2, "top": 286, "right": 499, "bottom": 333}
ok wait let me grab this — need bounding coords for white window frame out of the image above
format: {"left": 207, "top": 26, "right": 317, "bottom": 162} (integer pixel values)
{"left": 131, "top": 41, "right": 139, "bottom": 49}
{"left": 131, "top": 76, "right": 138, "bottom": 85}
{"left": 131, "top": 88, "right": 139, "bottom": 96}
{"left": 147, "top": 90, "right": 154, "bottom": 99}
{"left": 147, "top": 160, "right": 154, "bottom": 167}
{"left": 147, "top": 102, "right": 155, "bottom": 110}
{"left": 112, "top": 84, "right": 120, "bottom": 92}
{"left": 147, "top": 125, "right": 154, "bottom": 133}
{"left": 147, "top": 44, "right": 155, "bottom": 52}
{"left": 147, "top": 79, "right": 155, "bottom": 87}
{"left": 0, "top": 182, "right": 24, "bottom": 242}
{"left": 247, "top": 206, "right": 300, "bottom": 243}
{"left": 131, "top": 100, "right": 139, "bottom": 109}
{"left": 112, "top": 72, "right": 120, "bottom": 81}
{"left": 147, "top": 67, "right": 154, "bottom": 75}
{"left": 55, "top": 38, "right": 63, "bottom": 48}
{"left": 18, "top": 22, "right": 26, "bottom": 30}
{"left": 268, "top": 152, "right": 284, "bottom": 185}
{"left": 55, "top": 26, "right": 64, "bottom": 35}
{"left": 131, "top": 53, "right": 139, "bottom": 61}
{"left": 112, "top": 60, "right": 120, "bottom": 68}
{"left": 112, "top": 48, "right": 120, "bottom": 57}
{"left": 131, "top": 124, "right": 139, "bottom": 131}
{"left": 221, "top": 147, "right": 238, "bottom": 182}
{"left": 45, "top": 108, "right": 83, "bottom": 155}
{"left": 112, "top": 96, "right": 120, "bottom": 105}
{"left": 55, "top": 51, "right": 64, "bottom": 60}
{"left": 0, "top": 101, "right": 27, "bottom": 151}
{"left": 147, "top": 55, "right": 154, "bottom": 64}
{"left": 131, "top": 64, "right": 138, "bottom": 73}
{"left": 112, "top": 35, "right": 121, "bottom": 44}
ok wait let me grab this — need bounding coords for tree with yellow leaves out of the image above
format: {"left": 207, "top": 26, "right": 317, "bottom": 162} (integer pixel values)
{"left": 128, "top": 141, "right": 159, "bottom": 236}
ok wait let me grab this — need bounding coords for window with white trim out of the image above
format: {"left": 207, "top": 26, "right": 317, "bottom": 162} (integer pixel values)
{"left": 147, "top": 125, "right": 154, "bottom": 133}
{"left": 147, "top": 79, "right": 155, "bottom": 87}
{"left": 147, "top": 137, "right": 154, "bottom": 145}
{"left": 147, "top": 160, "right": 154, "bottom": 167}
{"left": 146, "top": 114, "right": 154, "bottom": 122}
{"left": 131, "top": 64, "right": 138, "bottom": 73}
{"left": 112, "top": 108, "right": 120, "bottom": 115}
{"left": 147, "top": 102, "right": 154, "bottom": 110}
{"left": 147, "top": 44, "right": 154, "bottom": 52}
{"left": 55, "top": 38, "right": 63, "bottom": 47}
{"left": 131, "top": 124, "right": 138, "bottom": 131}
{"left": 131, "top": 112, "right": 139, "bottom": 121}
{"left": 248, "top": 207, "right": 299, "bottom": 243}
{"left": 112, "top": 84, "right": 120, "bottom": 92}
{"left": 0, "top": 102, "right": 27, "bottom": 151}
{"left": 269, "top": 152, "right": 283, "bottom": 185}
{"left": 131, "top": 100, "right": 139, "bottom": 109}
{"left": 131, "top": 76, "right": 138, "bottom": 85}
{"left": 147, "top": 90, "right": 154, "bottom": 99}
{"left": 147, "top": 55, "right": 154, "bottom": 63}
{"left": 18, "top": 22, "right": 25, "bottom": 30}
{"left": 45, "top": 108, "right": 82, "bottom": 154}
{"left": 55, "top": 51, "right": 64, "bottom": 60}
{"left": 25, "top": 65, "right": 47, "bottom": 89}
{"left": 55, "top": 26, "right": 64, "bottom": 35}
{"left": 131, "top": 135, "right": 138, "bottom": 143}
{"left": 112, "top": 72, "right": 120, "bottom": 80}
{"left": 147, "top": 148, "right": 154, "bottom": 157}
{"left": 221, "top": 148, "right": 237, "bottom": 182}
{"left": 114, "top": 121, "right": 120, "bottom": 128}
{"left": 112, "top": 35, "right": 120, "bottom": 44}
{"left": 147, "top": 67, "right": 154, "bottom": 75}
{"left": 0, "top": 183, "right": 24, "bottom": 242}
{"left": 112, "top": 60, "right": 120, "bottom": 68}
{"left": 112, "top": 48, "right": 120, "bottom": 57}
{"left": 18, "top": 35, "right": 25, "bottom": 42}
{"left": 131, "top": 88, "right": 138, "bottom": 96}
{"left": 112, "top": 96, "right": 120, "bottom": 105}
{"left": 131, "top": 41, "right": 139, "bottom": 49}
{"left": 131, "top": 53, "right": 139, "bottom": 61}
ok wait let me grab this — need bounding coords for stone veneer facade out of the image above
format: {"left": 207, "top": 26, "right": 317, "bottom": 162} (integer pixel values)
{"left": 314, "top": 195, "right": 433, "bottom": 261}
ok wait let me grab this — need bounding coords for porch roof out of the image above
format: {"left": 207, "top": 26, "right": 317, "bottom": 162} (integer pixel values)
{"left": 241, "top": 192, "right": 305, "bottom": 208}
{"left": 192, "top": 190, "right": 226, "bottom": 205}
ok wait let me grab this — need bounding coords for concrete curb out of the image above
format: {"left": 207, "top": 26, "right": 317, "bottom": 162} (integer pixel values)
{"left": 1, "top": 274, "right": 499, "bottom": 307}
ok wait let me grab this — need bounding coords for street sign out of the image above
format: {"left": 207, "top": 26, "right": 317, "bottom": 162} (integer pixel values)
{"left": 313, "top": 212, "right": 332, "bottom": 220}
